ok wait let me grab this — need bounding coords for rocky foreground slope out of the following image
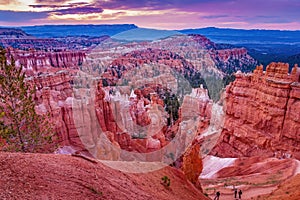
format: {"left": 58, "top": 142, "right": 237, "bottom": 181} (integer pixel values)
{"left": 0, "top": 152, "right": 209, "bottom": 200}
{"left": 212, "top": 62, "right": 300, "bottom": 159}
{"left": 257, "top": 173, "right": 300, "bottom": 200}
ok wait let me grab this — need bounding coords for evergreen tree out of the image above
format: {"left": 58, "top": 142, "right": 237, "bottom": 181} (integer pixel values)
{"left": 0, "top": 48, "right": 54, "bottom": 152}
{"left": 0, "top": 112, "right": 7, "bottom": 137}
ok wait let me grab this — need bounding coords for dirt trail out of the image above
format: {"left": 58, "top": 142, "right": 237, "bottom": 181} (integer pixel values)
{"left": 208, "top": 186, "right": 277, "bottom": 200}
{"left": 201, "top": 156, "right": 299, "bottom": 200}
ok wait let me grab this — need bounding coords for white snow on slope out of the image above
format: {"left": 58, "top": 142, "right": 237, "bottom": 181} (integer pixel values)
{"left": 200, "top": 155, "right": 237, "bottom": 179}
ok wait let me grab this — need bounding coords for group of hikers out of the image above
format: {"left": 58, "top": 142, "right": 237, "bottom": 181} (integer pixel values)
{"left": 213, "top": 189, "right": 242, "bottom": 200}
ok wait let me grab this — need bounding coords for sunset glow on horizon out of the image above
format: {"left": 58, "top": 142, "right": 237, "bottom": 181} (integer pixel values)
{"left": 0, "top": 0, "right": 300, "bottom": 30}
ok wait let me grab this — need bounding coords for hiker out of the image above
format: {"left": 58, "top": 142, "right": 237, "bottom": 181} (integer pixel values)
{"left": 214, "top": 191, "right": 220, "bottom": 200}
{"left": 238, "top": 189, "right": 242, "bottom": 199}
{"left": 234, "top": 188, "right": 237, "bottom": 199}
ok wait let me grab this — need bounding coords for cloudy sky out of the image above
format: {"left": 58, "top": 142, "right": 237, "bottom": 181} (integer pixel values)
{"left": 0, "top": 0, "right": 300, "bottom": 30}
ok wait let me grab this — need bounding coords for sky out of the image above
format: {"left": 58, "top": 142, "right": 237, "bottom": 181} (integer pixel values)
{"left": 0, "top": 0, "right": 300, "bottom": 30}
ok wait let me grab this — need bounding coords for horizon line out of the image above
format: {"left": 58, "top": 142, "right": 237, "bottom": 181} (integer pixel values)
{"left": 1, "top": 24, "right": 300, "bottom": 32}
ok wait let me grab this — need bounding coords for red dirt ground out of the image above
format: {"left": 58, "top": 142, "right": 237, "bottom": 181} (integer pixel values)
{"left": 0, "top": 152, "right": 209, "bottom": 200}
{"left": 256, "top": 174, "right": 300, "bottom": 200}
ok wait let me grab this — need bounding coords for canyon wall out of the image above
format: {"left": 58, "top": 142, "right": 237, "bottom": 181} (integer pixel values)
{"left": 212, "top": 63, "right": 300, "bottom": 159}
{"left": 6, "top": 48, "right": 86, "bottom": 72}
{"left": 31, "top": 71, "right": 83, "bottom": 149}
{"left": 31, "top": 71, "right": 212, "bottom": 161}
{"left": 211, "top": 48, "right": 257, "bottom": 73}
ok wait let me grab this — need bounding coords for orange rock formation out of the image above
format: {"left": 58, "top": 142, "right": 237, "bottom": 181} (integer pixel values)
{"left": 212, "top": 63, "right": 300, "bottom": 159}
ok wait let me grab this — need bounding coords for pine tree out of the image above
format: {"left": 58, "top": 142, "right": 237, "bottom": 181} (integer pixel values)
{"left": 0, "top": 48, "right": 54, "bottom": 152}
{"left": 0, "top": 111, "right": 7, "bottom": 137}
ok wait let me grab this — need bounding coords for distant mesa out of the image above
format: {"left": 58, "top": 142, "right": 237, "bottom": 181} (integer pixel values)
{"left": 112, "top": 28, "right": 183, "bottom": 41}
{"left": 20, "top": 24, "right": 138, "bottom": 38}
{"left": 0, "top": 27, "right": 32, "bottom": 39}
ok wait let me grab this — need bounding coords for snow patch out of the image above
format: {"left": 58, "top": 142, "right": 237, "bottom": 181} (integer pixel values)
{"left": 200, "top": 155, "right": 237, "bottom": 179}
{"left": 55, "top": 146, "right": 77, "bottom": 155}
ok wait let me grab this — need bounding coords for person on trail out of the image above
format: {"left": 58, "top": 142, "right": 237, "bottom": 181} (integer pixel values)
{"left": 214, "top": 191, "right": 220, "bottom": 200}
{"left": 234, "top": 188, "right": 238, "bottom": 199}
{"left": 238, "top": 189, "right": 242, "bottom": 199}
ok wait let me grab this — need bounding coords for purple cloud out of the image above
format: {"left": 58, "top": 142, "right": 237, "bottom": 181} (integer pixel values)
{"left": 0, "top": 0, "right": 299, "bottom": 29}
{"left": 30, "top": 4, "right": 71, "bottom": 8}
{"left": 29, "top": 2, "right": 104, "bottom": 15}
{"left": 88, "top": 0, "right": 300, "bottom": 25}
{"left": 30, "top": 2, "right": 89, "bottom": 8}
{"left": 52, "top": 6, "right": 103, "bottom": 15}
{"left": 202, "top": 15, "right": 229, "bottom": 19}
{"left": 93, "top": 0, "right": 187, "bottom": 10}
{"left": 34, "top": 0, "right": 69, "bottom": 4}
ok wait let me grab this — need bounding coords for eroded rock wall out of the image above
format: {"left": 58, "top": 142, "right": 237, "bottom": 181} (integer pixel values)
{"left": 6, "top": 48, "right": 85, "bottom": 72}
{"left": 212, "top": 63, "right": 300, "bottom": 159}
